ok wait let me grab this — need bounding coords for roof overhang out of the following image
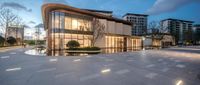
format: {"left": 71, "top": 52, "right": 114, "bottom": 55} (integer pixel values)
{"left": 42, "top": 3, "right": 132, "bottom": 30}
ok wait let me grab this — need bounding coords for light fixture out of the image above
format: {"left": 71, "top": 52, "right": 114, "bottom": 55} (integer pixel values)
{"left": 176, "top": 80, "right": 183, "bottom": 85}
{"left": 73, "top": 59, "right": 81, "bottom": 62}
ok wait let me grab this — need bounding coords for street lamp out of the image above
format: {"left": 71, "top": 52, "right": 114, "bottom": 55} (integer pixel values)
{"left": 142, "top": 36, "right": 145, "bottom": 50}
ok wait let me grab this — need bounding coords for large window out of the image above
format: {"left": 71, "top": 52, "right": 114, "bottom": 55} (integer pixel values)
{"left": 52, "top": 11, "right": 92, "bottom": 31}
{"left": 54, "top": 12, "right": 60, "bottom": 29}
{"left": 131, "top": 38, "right": 141, "bottom": 50}
{"left": 65, "top": 17, "right": 72, "bottom": 30}
{"left": 51, "top": 33, "right": 91, "bottom": 49}
{"left": 105, "top": 36, "right": 124, "bottom": 53}
{"left": 50, "top": 11, "right": 93, "bottom": 56}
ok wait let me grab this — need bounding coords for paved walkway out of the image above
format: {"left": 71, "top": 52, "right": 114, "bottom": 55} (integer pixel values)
{"left": 0, "top": 46, "right": 22, "bottom": 52}
{"left": 0, "top": 46, "right": 200, "bottom": 85}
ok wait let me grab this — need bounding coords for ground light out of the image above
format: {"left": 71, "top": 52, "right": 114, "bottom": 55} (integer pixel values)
{"left": 101, "top": 69, "right": 111, "bottom": 74}
{"left": 176, "top": 80, "right": 183, "bottom": 85}
{"left": 73, "top": 59, "right": 81, "bottom": 62}
{"left": 6, "top": 67, "right": 21, "bottom": 72}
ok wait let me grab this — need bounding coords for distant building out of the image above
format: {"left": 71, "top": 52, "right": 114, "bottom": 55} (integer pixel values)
{"left": 192, "top": 24, "right": 200, "bottom": 44}
{"left": 161, "top": 18, "right": 193, "bottom": 45}
{"left": 83, "top": 9, "right": 113, "bottom": 17}
{"left": 24, "top": 36, "right": 34, "bottom": 40}
{"left": 123, "top": 13, "right": 148, "bottom": 36}
{"left": 7, "top": 26, "right": 24, "bottom": 45}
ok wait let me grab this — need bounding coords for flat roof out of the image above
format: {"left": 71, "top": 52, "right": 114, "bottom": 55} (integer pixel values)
{"left": 161, "top": 18, "right": 194, "bottom": 23}
{"left": 82, "top": 9, "right": 113, "bottom": 14}
{"left": 42, "top": 3, "right": 132, "bottom": 30}
{"left": 123, "top": 13, "right": 148, "bottom": 17}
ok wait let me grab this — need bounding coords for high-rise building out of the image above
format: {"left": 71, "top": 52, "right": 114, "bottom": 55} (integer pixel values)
{"left": 192, "top": 24, "right": 200, "bottom": 44}
{"left": 123, "top": 13, "right": 148, "bottom": 36}
{"left": 161, "top": 18, "right": 193, "bottom": 45}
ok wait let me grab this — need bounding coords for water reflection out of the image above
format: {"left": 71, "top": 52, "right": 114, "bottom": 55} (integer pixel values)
{"left": 50, "top": 47, "right": 143, "bottom": 56}
{"left": 25, "top": 49, "right": 46, "bottom": 56}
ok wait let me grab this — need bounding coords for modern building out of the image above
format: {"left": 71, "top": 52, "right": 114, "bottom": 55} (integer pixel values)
{"left": 161, "top": 18, "right": 193, "bottom": 45}
{"left": 7, "top": 26, "right": 24, "bottom": 45}
{"left": 192, "top": 24, "right": 200, "bottom": 44}
{"left": 143, "top": 34, "right": 175, "bottom": 49}
{"left": 123, "top": 13, "right": 148, "bottom": 36}
{"left": 42, "top": 3, "right": 142, "bottom": 56}
{"left": 82, "top": 9, "right": 113, "bottom": 17}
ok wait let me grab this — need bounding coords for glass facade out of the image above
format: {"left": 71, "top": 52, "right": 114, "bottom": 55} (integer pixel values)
{"left": 105, "top": 36, "right": 124, "bottom": 53}
{"left": 50, "top": 11, "right": 93, "bottom": 56}
{"left": 130, "top": 38, "right": 142, "bottom": 50}
{"left": 47, "top": 10, "right": 142, "bottom": 56}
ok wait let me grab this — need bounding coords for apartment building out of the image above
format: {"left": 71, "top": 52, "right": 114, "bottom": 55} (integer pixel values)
{"left": 192, "top": 24, "right": 200, "bottom": 44}
{"left": 123, "top": 13, "right": 148, "bottom": 36}
{"left": 161, "top": 18, "right": 193, "bottom": 45}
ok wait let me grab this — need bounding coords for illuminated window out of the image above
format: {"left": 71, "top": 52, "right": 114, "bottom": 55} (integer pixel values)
{"left": 72, "top": 18, "right": 78, "bottom": 30}
{"left": 65, "top": 17, "right": 72, "bottom": 30}
{"left": 54, "top": 12, "right": 60, "bottom": 29}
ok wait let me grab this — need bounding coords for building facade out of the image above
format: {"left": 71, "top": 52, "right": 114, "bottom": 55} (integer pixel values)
{"left": 161, "top": 18, "right": 193, "bottom": 45}
{"left": 42, "top": 4, "right": 142, "bottom": 56}
{"left": 82, "top": 9, "right": 113, "bottom": 17}
{"left": 192, "top": 24, "right": 200, "bottom": 44}
{"left": 123, "top": 13, "right": 148, "bottom": 36}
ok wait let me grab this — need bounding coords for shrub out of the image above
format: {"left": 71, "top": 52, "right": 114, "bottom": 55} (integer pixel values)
{"left": 82, "top": 47, "right": 101, "bottom": 51}
{"left": 0, "top": 36, "right": 5, "bottom": 46}
{"left": 66, "top": 40, "right": 80, "bottom": 48}
{"left": 7, "top": 36, "right": 17, "bottom": 45}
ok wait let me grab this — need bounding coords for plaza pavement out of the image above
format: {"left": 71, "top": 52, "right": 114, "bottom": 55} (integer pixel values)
{"left": 0, "top": 46, "right": 200, "bottom": 85}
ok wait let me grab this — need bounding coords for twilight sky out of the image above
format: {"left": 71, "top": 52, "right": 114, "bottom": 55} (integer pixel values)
{"left": 0, "top": 0, "right": 200, "bottom": 36}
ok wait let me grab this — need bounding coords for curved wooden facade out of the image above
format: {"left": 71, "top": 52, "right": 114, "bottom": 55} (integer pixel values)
{"left": 42, "top": 3, "right": 142, "bottom": 56}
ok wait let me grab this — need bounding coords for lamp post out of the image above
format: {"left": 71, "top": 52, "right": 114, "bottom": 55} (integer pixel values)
{"left": 142, "top": 36, "right": 145, "bottom": 50}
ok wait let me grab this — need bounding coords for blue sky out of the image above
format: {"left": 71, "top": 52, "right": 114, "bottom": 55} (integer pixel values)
{"left": 0, "top": 0, "right": 200, "bottom": 36}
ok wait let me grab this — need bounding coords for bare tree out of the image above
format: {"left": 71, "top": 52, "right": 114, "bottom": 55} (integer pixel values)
{"left": 34, "top": 23, "right": 44, "bottom": 45}
{"left": 12, "top": 17, "right": 23, "bottom": 40}
{"left": 0, "top": 8, "right": 17, "bottom": 45}
{"left": 148, "top": 21, "right": 168, "bottom": 40}
{"left": 84, "top": 18, "right": 105, "bottom": 46}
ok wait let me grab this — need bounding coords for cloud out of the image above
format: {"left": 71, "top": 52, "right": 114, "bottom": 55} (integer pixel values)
{"left": 43, "top": 0, "right": 68, "bottom": 4}
{"left": 146, "top": 0, "right": 200, "bottom": 15}
{"left": 0, "top": 2, "right": 32, "bottom": 12}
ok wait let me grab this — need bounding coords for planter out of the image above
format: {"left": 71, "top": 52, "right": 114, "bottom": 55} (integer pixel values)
{"left": 66, "top": 50, "right": 101, "bottom": 54}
